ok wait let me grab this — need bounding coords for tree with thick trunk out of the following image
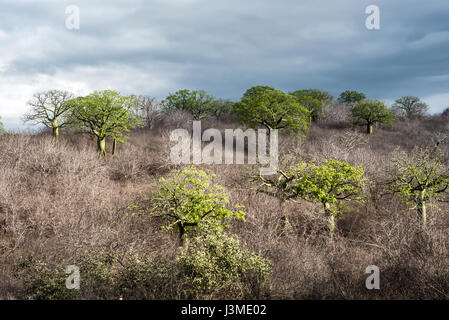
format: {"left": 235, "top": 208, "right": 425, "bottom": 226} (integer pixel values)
{"left": 23, "top": 90, "right": 74, "bottom": 142}
{"left": 350, "top": 100, "right": 394, "bottom": 134}
{"left": 293, "top": 160, "right": 366, "bottom": 238}
{"left": 388, "top": 147, "right": 449, "bottom": 226}
{"left": 137, "top": 167, "right": 246, "bottom": 247}
{"left": 68, "top": 90, "right": 142, "bottom": 156}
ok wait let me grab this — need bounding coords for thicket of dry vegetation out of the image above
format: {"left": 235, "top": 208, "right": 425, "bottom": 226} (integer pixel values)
{"left": 2, "top": 103, "right": 449, "bottom": 300}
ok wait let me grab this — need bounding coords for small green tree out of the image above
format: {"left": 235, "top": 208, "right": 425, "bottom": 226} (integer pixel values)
{"left": 293, "top": 95, "right": 325, "bottom": 122}
{"left": 293, "top": 160, "right": 365, "bottom": 237}
{"left": 350, "top": 100, "right": 394, "bottom": 134}
{"left": 290, "top": 89, "right": 334, "bottom": 103}
{"left": 68, "top": 90, "right": 141, "bottom": 156}
{"left": 162, "top": 89, "right": 216, "bottom": 120}
{"left": 234, "top": 86, "right": 311, "bottom": 133}
{"left": 142, "top": 167, "right": 246, "bottom": 246}
{"left": 337, "top": 90, "right": 366, "bottom": 107}
{"left": 387, "top": 147, "right": 449, "bottom": 226}
{"left": 177, "top": 224, "right": 271, "bottom": 299}
{"left": 392, "top": 96, "right": 429, "bottom": 119}
{"left": 209, "top": 99, "right": 234, "bottom": 120}
{"left": 23, "top": 90, "right": 74, "bottom": 141}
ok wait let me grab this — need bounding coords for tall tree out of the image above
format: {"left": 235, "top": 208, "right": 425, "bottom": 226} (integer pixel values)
{"left": 387, "top": 147, "right": 449, "bottom": 226}
{"left": 293, "top": 160, "right": 366, "bottom": 237}
{"left": 350, "top": 100, "right": 394, "bottom": 134}
{"left": 337, "top": 90, "right": 366, "bottom": 107}
{"left": 290, "top": 89, "right": 334, "bottom": 103}
{"left": 392, "top": 96, "right": 429, "bottom": 118}
{"left": 68, "top": 90, "right": 141, "bottom": 156}
{"left": 162, "top": 89, "right": 216, "bottom": 120}
{"left": 137, "top": 96, "right": 161, "bottom": 129}
{"left": 135, "top": 166, "right": 246, "bottom": 246}
{"left": 234, "top": 86, "right": 311, "bottom": 133}
{"left": 23, "top": 90, "right": 74, "bottom": 141}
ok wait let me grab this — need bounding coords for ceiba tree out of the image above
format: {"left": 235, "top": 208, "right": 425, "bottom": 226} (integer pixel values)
{"left": 337, "top": 90, "right": 366, "bottom": 107}
{"left": 350, "top": 100, "right": 394, "bottom": 134}
{"left": 293, "top": 160, "right": 366, "bottom": 237}
{"left": 233, "top": 86, "right": 311, "bottom": 133}
{"left": 162, "top": 89, "right": 216, "bottom": 120}
{"left": 141, "top": 166, "right": 246, "bottom": 246}
{"left": 392, "top": 96, "right": 428, "bottom": 119}
{"left": 24, "top": 90, "right": 75, "bottom": 141}
{"left": 68, "top": 90, "right": 141, "bottom": 156}
{"left": 387, "top": 147, "right": 449, "bottom": 226}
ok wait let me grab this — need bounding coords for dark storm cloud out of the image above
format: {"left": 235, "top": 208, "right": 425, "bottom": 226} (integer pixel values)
{"left": 1, "top": 0, "right": 449, "bottom": 129}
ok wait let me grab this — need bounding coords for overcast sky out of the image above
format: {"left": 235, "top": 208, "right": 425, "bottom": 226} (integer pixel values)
{"left": 1, "top": 0, "right": 449, "bottom": 130}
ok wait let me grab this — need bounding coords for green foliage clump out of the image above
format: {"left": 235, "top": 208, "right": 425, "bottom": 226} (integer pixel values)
{"left": 177, "top": 224, "right": 271, "bottom": 299}
{"left": 13, "top": 256, "right": 78, "bottom": 300}
{"left": 388, "top": 147, "right": 449, "bottom": 226}
{"left": 290, "top": 89, "right": 334, "bottom": 103}
{"left": 234, "top": 86, "right": 311, "bottom": 133}
{"left": 350, "top": 100, "right": 394, "bottom": 134}
{"left": 68, "top": 90, "right": 142, "bottom": 156}
{"left": 134, "top": 166, "right": 246, "bottom": 244}
{"left": 337, "top": 90, "right": 366, "bottom": 106}
{"left": 292, "top": 160, "right": 366, "bottom": 237}
{"left": 162, "top": 89, "right": 217, "bottom": 120}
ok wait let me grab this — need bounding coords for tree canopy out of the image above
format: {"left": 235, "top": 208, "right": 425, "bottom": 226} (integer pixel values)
{"left": 292, "top": 160, "right": 366, "bottom": 237}
{"left": 68, "top": 90, "right": 141, "bottom": 156}
{"left": 23, "top": 90, "right": 75, "bottom": 141}
{"left": 392, "top": 96, "right": 429, "bottom": 118}
{"left": 141, "top": 166, "right": 246, "bottom": 245}
{"left": 387, "top": 147, "right": 449, "bottom": 226}
{"left": 350, "top": 100, "right": 394, "bottom": 134}
{"left": 290, "top": 89, "right": 334, "bottom": 103}
{"left": 162, "top": 89, "right": 216, "bottom": 120}
{"left": 337, "top": 90, "right": 366, "bottom": 106}
{"left": 233, "top": 86, "right": 311, "bottom": 133}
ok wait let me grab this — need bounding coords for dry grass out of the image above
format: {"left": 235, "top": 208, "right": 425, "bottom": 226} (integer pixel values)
{"left": 1, "top": 114, "right": 449, "bottom": 299}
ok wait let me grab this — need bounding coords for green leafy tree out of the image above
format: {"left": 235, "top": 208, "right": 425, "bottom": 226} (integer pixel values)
{"left": 68, "top": 90, "right": 141, "bottom": 156}
{"left": 350, "top": 100, "right": 394, "bottom": 134}
{"left": 162, "top": 89, "right": 216, "bottom": 120}
{"left": 234, "top": 86, "right": 311, "bottom": 133}
{"left": 337, "top": 90, "right": 366, "bottom": 107}
{"left": 138, "top": 167, "right": 246, "bottom": 246}
{"left": 293, "top": 95, "right": 325, "bottom": 122}
{"left": 290, "top": 89, "right": 334, "bottom": 103}
{"left": 209, "top": 99, "right": 234, "bottom": 120}
{"left": 293, "top": 160, "right": 366, "bottom": 237}
{"left": 177, "top": 225, "right": 271, "bottom": 299}
{"left": 392, "top": 96, "right": 429, "bottom": 119}
{"left": 387, "top": 147, "right": 449, "bottom": 226}
{"left": 23, "top": 90, "right": 74, "bottom": 141}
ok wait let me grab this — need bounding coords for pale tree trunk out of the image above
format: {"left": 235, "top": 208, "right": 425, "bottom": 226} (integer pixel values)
{"left": 367, "top": 123, "right": 373, "bottom": 134}
{"left": 112, "top": 139, "right": 117, "bottom": 156}
{"left": 279, "top": 198, "right": 291, "bottom": 233}
{"left": 97, "top": 137, "right": 106, "bottom": 157}
{"left": 52, "top": 120, "right": 59, "bottom": 142}
{"left": 324, "top": 202, "right": 335, "bottom": 238}
{"left": 417, "top": 190, "right": 427, "bottom": 227}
